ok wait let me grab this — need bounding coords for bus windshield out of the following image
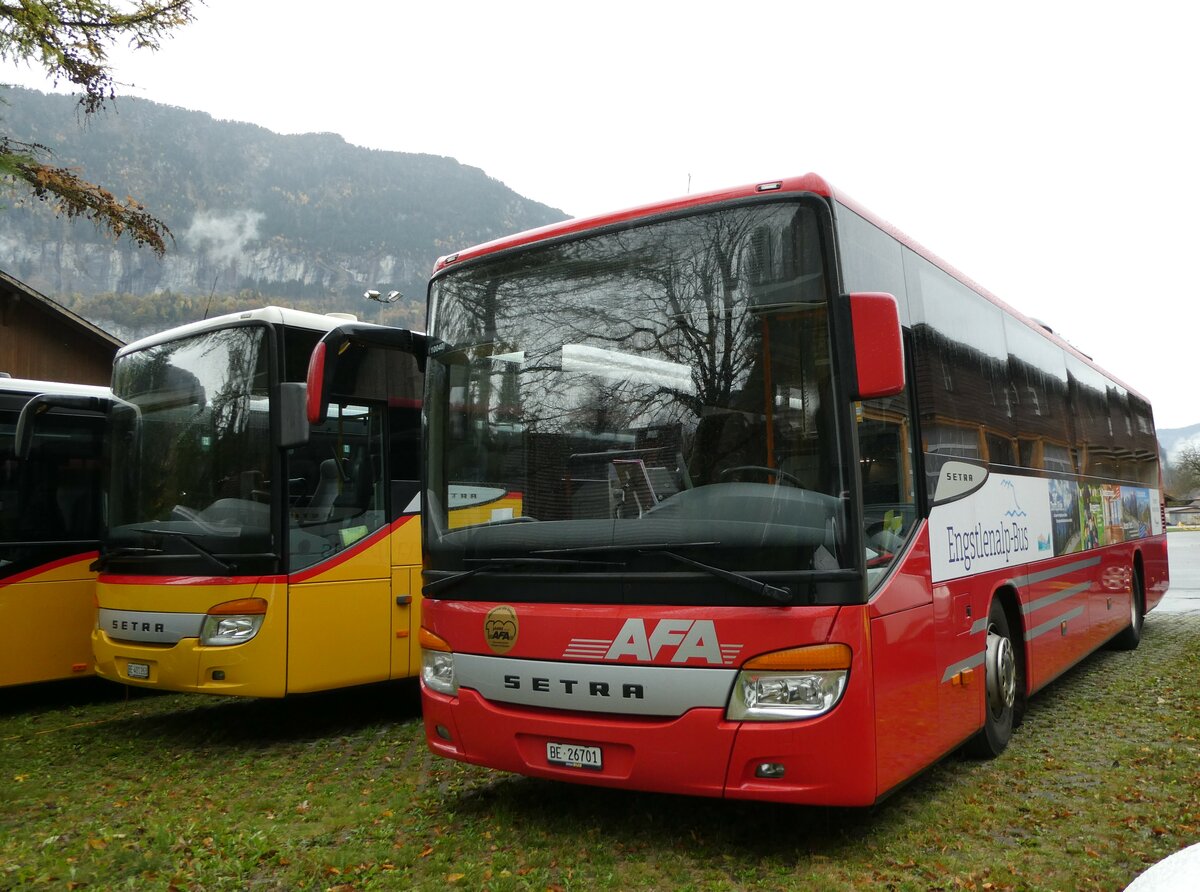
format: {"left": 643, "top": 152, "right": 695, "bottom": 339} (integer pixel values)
{"left": 425, "top": 200, "right": 851, "bottom": 600}
{"left": 108, "top": 324, "right": 275, "bottom": 572}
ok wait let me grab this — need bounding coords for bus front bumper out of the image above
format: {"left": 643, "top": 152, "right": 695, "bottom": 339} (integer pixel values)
{"left": 92, "top": 629, "right": 285, "bottom": 697}
{"left": 421, "top": 684, "right": 877, "bottom": 806}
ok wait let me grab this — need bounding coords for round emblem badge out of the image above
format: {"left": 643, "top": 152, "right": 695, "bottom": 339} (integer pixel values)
{"left": 484, "top": 605, "right": 518, "bottom": 654}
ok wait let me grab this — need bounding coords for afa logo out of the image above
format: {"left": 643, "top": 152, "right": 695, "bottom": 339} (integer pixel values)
{"left": 484, "top": 605, "right": 519, "bottom": 654}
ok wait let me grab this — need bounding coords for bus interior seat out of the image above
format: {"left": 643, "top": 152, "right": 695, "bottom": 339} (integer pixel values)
{"left": 862, "top": 458, "right": 900, "bottom": 504}
{"left": 334, "top": 449, "right": 376, "bottom": 515}
{"left": 304, "top": 459, "right": 341, "bottom": 520}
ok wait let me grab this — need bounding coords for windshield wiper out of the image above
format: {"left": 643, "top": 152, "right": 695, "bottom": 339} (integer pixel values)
{"left": 534, "top": 542, "right": 792, "bottom": 606}
{"left": 131, "top": 527, "right": 240, "bottom": 574}
{"left": 653, "top": 550, "right": 793, "bottom": 607}
{"left": 424, "top": 556, "right": 624, "bottom": 597}
{"left": 91, "top": 546, "right": 163, "bottom": 572}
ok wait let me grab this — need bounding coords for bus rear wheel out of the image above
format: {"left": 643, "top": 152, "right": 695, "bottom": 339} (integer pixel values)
{"left": 966, "top": 599, "right": 1016, "bottom": 758}
{"left": 1109, "top": 565, "right": 1144, "bottom": 651}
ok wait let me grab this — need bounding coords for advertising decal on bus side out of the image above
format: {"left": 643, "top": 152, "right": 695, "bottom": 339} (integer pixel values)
{"left": 930, "top": 471, "right": 1161, "bottom": 583}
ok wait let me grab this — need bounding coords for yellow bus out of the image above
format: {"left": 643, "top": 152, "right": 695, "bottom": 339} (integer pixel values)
{"left": 1, "top": 377, "right": 108, "bottom": 687}
{"left": 87, "top": 307, "right": 435, "bottom": 697}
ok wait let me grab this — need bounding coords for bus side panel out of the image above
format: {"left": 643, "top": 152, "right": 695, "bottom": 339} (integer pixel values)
{"left": 393, "top": 566, "right": 421, "bottom": 678}
{"left": 287, "top": 531, "right": 391, "bottom": 693}
{"left": 1021, "top": 556, "right": 1097, "bottom": 694}
{"left": 0, "top": 555, "right": 96, "bottom": 686}
{"left": 1143, "top": 535, "right": 1170, "bottom": 612}
{"left": 868, "top": 527, "right": 959, "bottom": 797}
{"left": 389, "top": 516, "right": 421, "bottom": 679}
{"left": 196, "top": 578, "right": 289, "bottom": 695}
{"left": 724, "top": 605, "right": 877, "bottom": 806}
{"left": 872, "top": 603, "right": 941, "bottom": 796}
{"left": 1091, "top": 549, "right": 1133, "bottom": 644}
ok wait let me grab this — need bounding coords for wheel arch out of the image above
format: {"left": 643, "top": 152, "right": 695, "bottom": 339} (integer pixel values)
{"left": 990, "top": 582, "right": 1029, "bottom": 710}
{"left": 1132, "top": 547, "right": 1145, "bottom": 598}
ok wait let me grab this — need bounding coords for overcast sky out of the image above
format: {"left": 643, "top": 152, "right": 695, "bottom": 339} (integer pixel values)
{"left": 3, "top": 1, "right": 1197, "bottom": 427}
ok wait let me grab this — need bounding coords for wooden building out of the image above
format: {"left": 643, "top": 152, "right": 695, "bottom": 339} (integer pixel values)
{"left": 0, "top": 270, "right": 121, "bottom": 385}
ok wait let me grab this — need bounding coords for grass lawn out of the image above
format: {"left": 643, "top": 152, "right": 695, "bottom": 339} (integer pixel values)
{"left": 2, "top": 609, "right": 1197, "bottom": 891}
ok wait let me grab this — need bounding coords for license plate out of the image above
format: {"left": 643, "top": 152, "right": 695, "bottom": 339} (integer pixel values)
{"left": 126, "top": 661, "right": 150, "bottom": 680}
{"left": 546, "top": 741, "right": 602, "bottom": 771}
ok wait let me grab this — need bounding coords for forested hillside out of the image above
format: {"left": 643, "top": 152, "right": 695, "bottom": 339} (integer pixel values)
{"left": 0, "top": 87, "right": 568, "bottom": 339}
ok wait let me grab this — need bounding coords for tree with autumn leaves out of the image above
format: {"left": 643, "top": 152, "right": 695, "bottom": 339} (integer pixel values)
{"left": 0, "top": 0, "right": 196, "bottom": 255}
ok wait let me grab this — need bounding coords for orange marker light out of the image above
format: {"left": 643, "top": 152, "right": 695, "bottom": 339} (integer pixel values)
{"left": 419, "top": 627, "right": 451, "bottom": 652}
{"left": 743, "top": 643, "right": 852, "bottom": 671}
{"left": 207, "top": 598, "right": 268, "bottom": 616}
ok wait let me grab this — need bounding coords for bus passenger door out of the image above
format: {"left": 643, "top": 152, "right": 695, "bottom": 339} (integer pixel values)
{"left": 388, "top": 400, "right": 423, "bottom": 679}
{"left": 286, "top": 403, "right": 391, "bottom": 692}
{"left": 303, "top": 323, "right": 430, "bottom": 685}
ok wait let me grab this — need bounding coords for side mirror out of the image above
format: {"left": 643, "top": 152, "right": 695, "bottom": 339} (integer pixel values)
{"left": 15, "top": 392, "right": 113, "bottom": 459}
{"left": 306, "top": 340, "right": 330, "bottom": 426}
{"left": 848, "top": 292, "right": 905, "bottom": 400}
{"left": 305, "top": 322, "right": 429, "bottom": 425}
{"left": 279, "top": 383, "right": 310, "bottom": 448}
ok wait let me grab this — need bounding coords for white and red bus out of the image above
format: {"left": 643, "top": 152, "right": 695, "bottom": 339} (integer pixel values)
{"left": 411, "top": 174, "right": 1168, "bottom": 805}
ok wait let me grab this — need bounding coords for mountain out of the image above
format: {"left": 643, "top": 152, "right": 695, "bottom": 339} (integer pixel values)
{"left": 1157, "top": 424, "right": 1200, "bottom": 464}
{"left": 0, "top": 87, "right": 569, "bottom": 339}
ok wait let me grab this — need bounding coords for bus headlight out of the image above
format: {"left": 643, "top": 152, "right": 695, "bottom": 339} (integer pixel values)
{"left": 422, "top": 651, "right": 458, "bottom": 695}
{"left": 727, "top": 644, "right": 851, "bottom": 721}
{"left": 420, "top": 627, "right": 458, "bottom": 695}
{"left": 200, "top": 598, "right": 267, "bottom": 647}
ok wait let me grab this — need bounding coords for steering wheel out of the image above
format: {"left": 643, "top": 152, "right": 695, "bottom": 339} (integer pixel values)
{"left": 718, "top": 465, "right": 803, "bottom": 487}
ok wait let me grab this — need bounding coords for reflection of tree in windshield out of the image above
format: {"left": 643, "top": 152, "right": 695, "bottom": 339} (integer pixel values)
{"left": 433, "top": 202, "right": 832, "bottom": 470}
{"left": 428, "top": 200, "right": 854, "bottom": 582}
{"left": 111, "top": 326, "right": 272, "bottom": 532}
{"left": 438, "top": 213, "right": 759, "bottom": 432}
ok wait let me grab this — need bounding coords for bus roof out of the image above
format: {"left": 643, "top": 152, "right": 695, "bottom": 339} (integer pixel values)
{"left": 0, "top": 377, "right": 111, "bottom": 398}
{"left": 432, "top": 173, "right": 1149, "bottom": 404}
{"left": 432, "top": 173, "right": 838, "bottom": 273}
{"left": 116, "top": 306, "right": 360, "bottom": 358}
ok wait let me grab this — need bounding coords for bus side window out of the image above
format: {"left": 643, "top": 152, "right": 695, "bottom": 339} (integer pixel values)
{"left": 287, "top": 403, "right": 385, "bottom": 570}
{"left": 857, "top": 395, "right": 916, "bottom": 585}
{"left": 388, "top": 405, "right": 421, "bottom": 516}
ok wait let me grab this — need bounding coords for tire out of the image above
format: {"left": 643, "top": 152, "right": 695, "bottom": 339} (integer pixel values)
{"left": 1109, "top": 564, "right": 1145, "bottom": 651}
{"left": 966, "top": 599, "right": 1018, "bottom": 758}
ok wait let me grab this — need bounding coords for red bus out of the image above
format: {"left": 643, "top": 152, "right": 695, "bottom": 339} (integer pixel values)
{"left": 410, "top": 174, "right": 1168, "bottom": 805}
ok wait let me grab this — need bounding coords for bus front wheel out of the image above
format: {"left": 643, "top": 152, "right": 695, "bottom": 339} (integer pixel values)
{"left": 967, "top": 599, "right": 1016, "bottom": 759}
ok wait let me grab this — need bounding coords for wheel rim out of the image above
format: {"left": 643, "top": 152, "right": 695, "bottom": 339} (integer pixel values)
{"left": 985, "top": 627, "right": 1016, "bottom": 715}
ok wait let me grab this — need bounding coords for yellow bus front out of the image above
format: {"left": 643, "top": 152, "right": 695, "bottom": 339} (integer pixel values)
{"left": 93, "top": 308, "right": 450, "bottom": 697}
